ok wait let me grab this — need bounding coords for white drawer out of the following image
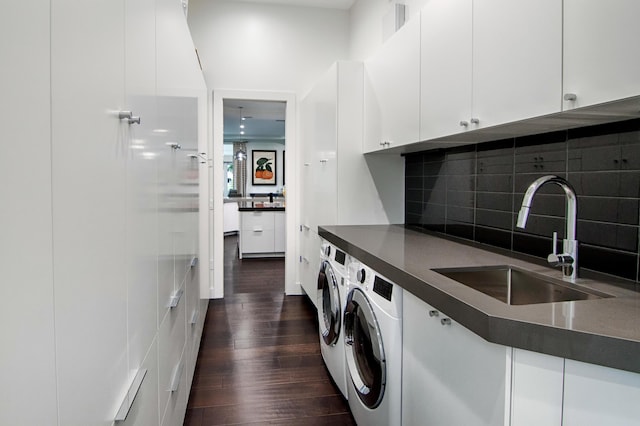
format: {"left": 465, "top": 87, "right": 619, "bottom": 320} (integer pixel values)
{"left": 242, "top": 229, "right": 275, "bottom": 253}
{"left": 241, "top": 211, "right": 275, "bottom": 231}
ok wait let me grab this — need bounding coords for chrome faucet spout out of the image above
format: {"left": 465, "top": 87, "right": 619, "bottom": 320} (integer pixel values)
{"left": 516, "top": 175, "right": 579, "bottom": 282}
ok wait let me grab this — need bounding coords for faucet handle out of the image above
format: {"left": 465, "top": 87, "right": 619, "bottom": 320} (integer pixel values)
{"left": 551, "top": 231, "right": 558, "bottom": 255}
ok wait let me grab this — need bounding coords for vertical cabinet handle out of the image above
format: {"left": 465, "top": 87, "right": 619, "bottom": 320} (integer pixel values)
{"left": 114, "top": 369, "right": 147, "bottom": 422}
{"left": 190, "top": 309, "right": 199, "bottom": 325}
{"left": 168, "top": 360, "right": 184, "bottom": 393}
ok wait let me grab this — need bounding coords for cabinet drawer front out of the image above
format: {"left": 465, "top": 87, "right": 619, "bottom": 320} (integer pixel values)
{"left": 242, "top": 229, "right": 275, "bottom": 253}
{"left": 241, "top": 211, "right": 275, "bottom": 231}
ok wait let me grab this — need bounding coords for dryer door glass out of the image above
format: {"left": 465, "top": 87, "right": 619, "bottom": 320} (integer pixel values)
{"left": 318, "top": 261, "right": 341, "bottom": 345}
{"left": 344, "top": 287, "right": 386, "bottom": 408}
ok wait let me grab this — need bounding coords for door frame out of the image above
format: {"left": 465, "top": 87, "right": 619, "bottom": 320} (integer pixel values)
{"left": 211, "top": 89, "right": 299, "bottom": 298}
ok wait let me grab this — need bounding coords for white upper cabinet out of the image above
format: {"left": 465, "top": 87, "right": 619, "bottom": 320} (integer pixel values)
{"left": 420, "top": 0, "right": 472, "bottom": 140}
{"left": 156, "top": 0, "right": 206, "bottom": 93}
{"left": 420, "top": 0, "right": 562, "bottom": 141}
{"left": 364, "top": 16, "right": 421, "bottom": 153}
{"left": 472, "top": 0, "right": 562, "bottom": 127}
{"left": 563, "top": 0, "right": 640, "bottom": 110}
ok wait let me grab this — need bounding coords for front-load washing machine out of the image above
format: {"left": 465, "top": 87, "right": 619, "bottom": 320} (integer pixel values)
{"left": 344, "top": 259, "right": 403, "bottom": 426}
{"left": 317, "top": 240, "right": 349, "bottom": 398}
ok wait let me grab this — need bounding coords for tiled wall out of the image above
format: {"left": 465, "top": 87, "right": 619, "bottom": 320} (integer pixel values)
{"left": 405, "top": 119, "right": 640, "bottom": 282}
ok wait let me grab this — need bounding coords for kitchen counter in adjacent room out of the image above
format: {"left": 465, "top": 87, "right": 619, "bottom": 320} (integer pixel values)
{"left": 237, "top": 201, "right": 286, "bottom": 211}
{"left": 319, "top": 224, "right": 640, "bottom": 374}
{"left": 238, "top": 203, "right": 285, "bottom": 258}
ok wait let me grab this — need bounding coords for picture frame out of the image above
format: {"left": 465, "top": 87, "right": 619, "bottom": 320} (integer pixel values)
{"left": 252, "top": 150, "right": 277, "bottom": 185}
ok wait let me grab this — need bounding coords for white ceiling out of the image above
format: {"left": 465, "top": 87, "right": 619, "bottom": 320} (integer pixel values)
{"left": 226, "top": 0, "right": 356, "bottom": 9}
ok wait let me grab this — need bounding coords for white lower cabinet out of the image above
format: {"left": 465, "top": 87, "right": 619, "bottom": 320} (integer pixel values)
{"left": 403, "top": 290, "right": 640, "bottom": 426}
{"left": 563, "top": 359, "right": 640, "bottom": 426}
{"left": 299, "top": 229, "right": 321, "bottom": 306}
{"left": 120, "top": 341, "right": 160, "bottom": 426}
{"left": 240, "top": 211, "right": 285, "bottom": 257}
{"left": 402, "top": 292, "right": 510, "bottom": 426}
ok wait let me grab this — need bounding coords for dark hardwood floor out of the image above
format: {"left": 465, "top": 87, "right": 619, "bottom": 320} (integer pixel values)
{"left": 184, "top": 235, "right": 355, "bottom": 425}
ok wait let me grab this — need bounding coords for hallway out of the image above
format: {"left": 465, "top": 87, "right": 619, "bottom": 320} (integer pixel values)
{"left": 183, "top": 236, "right": 355, "bottom": 425}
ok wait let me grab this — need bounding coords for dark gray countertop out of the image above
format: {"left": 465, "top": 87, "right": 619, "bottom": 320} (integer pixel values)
{"left": 319, "top": 224, "right": 640, "bottom": 374}
{"left": 237, "top": 201, "right": 285, "bottom": 211}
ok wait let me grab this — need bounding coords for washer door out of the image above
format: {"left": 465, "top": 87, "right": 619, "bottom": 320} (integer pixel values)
{"left": 317, "top": 260, "right": 341, "bottom": 346}
{"left": 344, "top": 287, "right": 386, "bottom": 408}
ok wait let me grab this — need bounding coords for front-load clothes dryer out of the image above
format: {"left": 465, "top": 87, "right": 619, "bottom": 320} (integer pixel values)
{"left": 344, "top": 260, "right": 403, "bottom": 426}
{"left": 317, "top": 240, "right": 349, "bottom": 398}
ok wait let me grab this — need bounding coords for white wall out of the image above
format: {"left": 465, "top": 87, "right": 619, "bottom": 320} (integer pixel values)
{"left": 349, "top": 0, "right": 428, "bottom": 60}
{"left": 187, "top": 0, "right": 350, "bottom": 95}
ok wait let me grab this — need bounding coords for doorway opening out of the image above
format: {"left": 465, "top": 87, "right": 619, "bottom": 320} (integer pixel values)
{"left": 222, "top": 99, "right": 286, "bottom": 295}
{"left": 212, "top": 90, "right": 297, "bottom": 299}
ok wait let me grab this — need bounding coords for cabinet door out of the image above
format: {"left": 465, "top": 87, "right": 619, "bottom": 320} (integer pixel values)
{"left": 420, "top": 0, "right": 472, "bottom": 141}
{"left": 51, "top": 0, "right": 128, "bottom": 424}
{"left": 364, "top": 16, "right": 421, "bottom": 152}
{"left": 563, "top": 359, "right": 640, "bottom": 425}
{"left": 472, "top": 0, "right": 562, "bottom": 127}
{"left": 0, "top": 1, "right": 57, "bottom": 424}
{"left": 124, "top": 0, "right": 159, "bottom": 375}
{"left": 563, "top": 0, "right": 640, "bottom": 109}
{"left": 402, "top": 292, "right": 508, "bottom": 426}
{"left": 510, "top": 349, "right": 563, "bottom": 426}
{"left": 307, "top": 65, "right": 338, "bottom": 228}
{"left": 299, "top": 230, "right": 321, "bottom": 307}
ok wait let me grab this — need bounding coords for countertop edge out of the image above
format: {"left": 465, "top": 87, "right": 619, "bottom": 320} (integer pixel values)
{"left": 319, "top": 225, "right": 640, "bottom": 374}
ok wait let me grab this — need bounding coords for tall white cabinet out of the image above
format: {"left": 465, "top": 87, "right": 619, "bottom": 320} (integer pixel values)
{"left": 0, "top": 1, "right": 208, "bottom": 425}
{"left": 0, "top": 1, "right": 57, "bottom": 425}
{"left": 299, "top": 61, "right": 403, "bottom": 305}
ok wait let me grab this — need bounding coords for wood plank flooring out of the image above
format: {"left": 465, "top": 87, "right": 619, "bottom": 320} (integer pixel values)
{"left": 184, "top": 235, "right": 355, "bottom": 425}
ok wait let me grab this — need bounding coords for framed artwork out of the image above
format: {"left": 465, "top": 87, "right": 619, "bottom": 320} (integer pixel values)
{"left": 252, "top": 150, "right": 277, "bottom": 185}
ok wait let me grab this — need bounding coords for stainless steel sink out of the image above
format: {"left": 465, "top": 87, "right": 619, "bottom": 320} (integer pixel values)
{"left": 433, "top": 265, "right": 611, "bottom": 305}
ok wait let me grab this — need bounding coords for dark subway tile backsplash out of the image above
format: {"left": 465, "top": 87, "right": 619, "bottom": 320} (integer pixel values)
{"left": 404, "top": 118, "right": 640, "bottom": 283}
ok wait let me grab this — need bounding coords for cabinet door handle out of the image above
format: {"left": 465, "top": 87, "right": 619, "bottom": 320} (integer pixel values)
{"left": 470, "top": 117, "right": 480, "bottom": 124}
{"left": 428, "top": 310, "right": 439, "bottom": 317}
{"left": 564, "top": 93, "right": 577, "bottom": 101}
{"left": 441, "top": 318, "right": 452, "bottom": 326}
{"left": 167, "top": 288, "right": 183, "bottom": 308}
{"left": 459, "top": 120, "right": 469, "bottom": 127}
{"left": 114, "top": 369, "right": 147, "bottom": 422}
{"left": 253, "top": 228, "right": 263, "bottom": 233}
{"left": 190, "top": 309, "right": 199, "bottom": 325}
{"left": 168, "top": 360, "right": 184, "bottom": 393}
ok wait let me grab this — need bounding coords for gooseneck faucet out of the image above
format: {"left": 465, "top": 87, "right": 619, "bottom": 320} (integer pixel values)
{"left": 516, "top": 175, "right": 578, "bottom": 282}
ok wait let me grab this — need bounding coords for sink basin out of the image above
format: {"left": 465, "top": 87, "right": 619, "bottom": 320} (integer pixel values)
{"left": 432, "top": 265, "right": 611, "bottom": 305}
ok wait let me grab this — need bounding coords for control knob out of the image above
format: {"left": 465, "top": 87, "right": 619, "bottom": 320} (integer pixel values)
{"left": 356, "top": 268, "right": 366, "bottom": 284}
